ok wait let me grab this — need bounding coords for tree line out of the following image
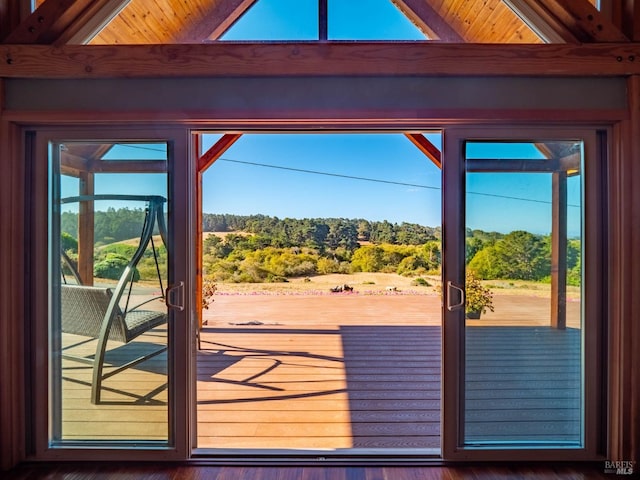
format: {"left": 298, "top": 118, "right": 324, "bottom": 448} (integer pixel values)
{"left": 61, "top": 210, "right": 581, "bottom": 286}
{"left": 62, "top": 208, "right": 147, "bottom": 247}
{"left": 202, "top": 213, "right": 441, "bottom": 248}
{"left": 202, "top": 214, "right": 580, "bottom": 286}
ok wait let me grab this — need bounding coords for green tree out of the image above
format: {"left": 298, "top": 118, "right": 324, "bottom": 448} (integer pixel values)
{"left": 421, "top": 241, "right": 441, "bottom": 271}
{"left": 467, "top": 245, "right": 504, "bottom": 279}
{"left": 469, "top": 231, "right": 549, "bottom": 280}
{"left": 567, "top": 239, "right": 581, "bottom": 286}
{"left": 497, "top": 230, "right": 549, "bottom": 280}
{"left": 466, "top": 236, "right": 486, "bottom": 263}
{"left": 370, "top": 220, "right": 396, "bottom": 244}
{"left": 350, "top": 245, "right": 384, "bottom": 272}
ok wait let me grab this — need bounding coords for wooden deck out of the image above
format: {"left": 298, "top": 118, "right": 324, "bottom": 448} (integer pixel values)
{"left": 197, "top": 324, "right": 441, "bottom": 449}
{"left": 59, "top": 293, "right": 582, "bottom": 451}
{"left": 60, "top": 329, "right": 169, "bottom": 441}
{"left": 196, "top": 293, "right": 581, "bottom": 450}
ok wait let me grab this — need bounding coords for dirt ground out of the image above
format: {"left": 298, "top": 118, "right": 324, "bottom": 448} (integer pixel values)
{"left": 211, "top": 272, "right": 580, "bottom": 299}
{"left": 204, "top": 295, "right": 581, "bottom": 329}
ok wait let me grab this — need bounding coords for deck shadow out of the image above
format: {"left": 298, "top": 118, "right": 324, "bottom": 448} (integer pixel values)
{"left": 339, "top": 325, "right": 441, "bottom": 449}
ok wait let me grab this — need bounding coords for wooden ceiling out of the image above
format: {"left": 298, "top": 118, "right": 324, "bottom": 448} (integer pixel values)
{"left": 87, "top": 0, "right": 541, "bottom": 44}
{"left": 90, "top": 0, "right": 256, "bottom": 44}
{"left": 8, "top": 0, "right": 625, "bottom": 46}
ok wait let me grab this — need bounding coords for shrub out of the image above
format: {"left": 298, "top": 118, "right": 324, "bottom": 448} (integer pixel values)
{"left": 465, "top": 270, "right": 494, "bottom": 315}
{"left": 94, "top": 253, "right": 140, "bottom": 281}
{"left": 61, "top": 232, "right": 78, "bottom": 253}
{"left": 317, "top": 256, "right": 342, "bottom": 274}
{"left": 397, "top": 255, "right": 428, "bottom": 276}
{"left": 99, "top": 243, "right": 138, "bottom": 258}
{"left": 202, "top": 278, "right": 217, "bottom": 310}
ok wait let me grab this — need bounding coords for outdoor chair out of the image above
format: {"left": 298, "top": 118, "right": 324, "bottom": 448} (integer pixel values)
{"left": 61, "top": 284, "right": 167, "bottom": 404}
{"left": 59, "top": 195, "right": 169, "bottom": 404}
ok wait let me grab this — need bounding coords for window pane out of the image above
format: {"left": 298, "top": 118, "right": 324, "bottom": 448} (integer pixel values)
{"left": 328, "top": 0, "right": 427, "bottom": 40}
{"left": 463, "top": 140, "right": 582, "bottom": 446}
{"left": 50, "top": 141, "right": 170, "bottom": 444}
{"left": 220, "top": 0, "right": 318, "bottom": 41}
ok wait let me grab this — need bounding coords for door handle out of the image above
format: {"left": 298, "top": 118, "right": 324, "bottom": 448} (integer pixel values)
{"left": 165, "top": 281, "right": 185, "bottom": 311}
{"left": 446, "top": 281, "right": 465, "bottom": 311}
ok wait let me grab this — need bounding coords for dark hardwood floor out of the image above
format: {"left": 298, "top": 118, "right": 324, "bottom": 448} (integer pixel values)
{"left": 1, "top": 462, "right": 616, "bottom": 479}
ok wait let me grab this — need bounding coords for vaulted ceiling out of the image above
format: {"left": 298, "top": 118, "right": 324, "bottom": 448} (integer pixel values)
{"left": 4, "top": 0, "right": 627, "bottom": 46}
{"left": 88, "top": 0, "right": 541, "bottom": 44}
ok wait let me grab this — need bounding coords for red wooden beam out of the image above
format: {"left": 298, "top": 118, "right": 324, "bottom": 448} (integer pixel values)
{"left": 197, "top": 133, "right": 242, "bottom": 172}
{"left": 3, "top": 43, "right": 640, "bottom": 78}
{"left": 0, "top": 0, "right": 25, "bottom": 42}
{"left": 405, "top": 133, "right": 441, "bottom": 169}
{"left": 196, "top": 132, "right": 242, "bottom": 333}
{"left": 3, "top": 0, "right": 94, "bottom": 44}
{"left": 77, "top": 171, "right": 94, "bottom": 286}
{"left": 523, "top": 0, "right": 628, "bottom": 42}
{"left": 550, "top": 171, "right": 567, "bottom": 329}
{"left": 618, "top": 0, "right": 640, "bottom": 41}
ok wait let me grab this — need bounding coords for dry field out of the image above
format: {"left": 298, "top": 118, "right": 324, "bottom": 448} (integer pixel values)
{"left": 211, "top": 272, "right": 581, "bottom": 300}
{"left": 213, "top": 272, "right": 438, "bottom": 296}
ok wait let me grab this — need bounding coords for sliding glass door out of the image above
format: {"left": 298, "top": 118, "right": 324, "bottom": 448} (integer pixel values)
{"left": 30, "top": 129, "right": 192, "bottom": 459}
{"left": 442, "top": 128, "right": 605, "bottom": 460}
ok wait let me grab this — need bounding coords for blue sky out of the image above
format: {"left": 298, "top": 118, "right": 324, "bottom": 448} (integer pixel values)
{"left": 202, "top": 133, "right": 442, "bottom": 226}
{"left": 220, "top": 0, "right": 427, "bottom": 41}
{"left": 202, "top": 133, "right": 582, "bottom": 236}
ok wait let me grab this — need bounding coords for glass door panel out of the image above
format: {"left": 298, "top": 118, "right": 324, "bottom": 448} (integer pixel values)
{"left": 463, "top": 140, "right": 582, "bottom": 446}
{"left": 49, "top": 141, "right": 172, "bottom": 444}
{"left": 442, "top": 128, "right": 603, "bottom": 460}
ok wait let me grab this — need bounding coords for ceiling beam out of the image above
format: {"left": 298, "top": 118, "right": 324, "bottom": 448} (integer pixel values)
{"left": 62, "top": 0, "right": 131, "bottom": 45}
{"left": 466, "top": 158, "right": 560, "bottom": 172}
{"left": 82, "top": 143, "right": 114, "bottom": 162}
{"left": 506, "top": 0, "right": 629, "bottom": 43}
{"left": 2, "top": 42, "right": 640, "bottom": 78}
{"left": 391, "top": 0, "right": 464, "bottom": 42}
{"left": 198, "top": 133, "right": 242, "bottom": 172}
{"left": 613, "top": 0, "right": 640, "bottom": 42}
{"left": 0, "top": 0, "right": 27, "bottom": 42}
{"left": 60, "top": 152, "right": 91, "bottom": 174}
{"left": 558, "top": 152, "right": 581, "bottom": 172}
{"left": 405, "top": 133, "right": 441, "bottom": 168}
{"left": 503, "top": 0, "right": 577, "bottom": 43}
{"left": 2, "top": 0, "right": 96, "bottom": 44}
{"left": 85, "top": 159, "right": 167, "bottom": 173}
{"left": 173, "top": 0, "right": 258, "bottom": 43}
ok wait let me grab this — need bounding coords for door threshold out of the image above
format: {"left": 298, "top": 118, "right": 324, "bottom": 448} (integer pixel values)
{"left": 191, "top": 447, "right": 441, "bottom": 464}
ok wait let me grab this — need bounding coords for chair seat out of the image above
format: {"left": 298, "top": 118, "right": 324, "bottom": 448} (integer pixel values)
{"left": 123, "top": 310, "right": 167, "bottom": 342}
{"left": 61, "top": 284, "right": 168, "bottom": 403}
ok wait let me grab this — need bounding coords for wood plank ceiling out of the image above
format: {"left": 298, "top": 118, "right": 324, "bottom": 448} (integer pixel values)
{"left": 16, "top": 0, "right": 620, "bottom": 47}
{"left": 85, "top": 0, "right": 543, "bottom": 44}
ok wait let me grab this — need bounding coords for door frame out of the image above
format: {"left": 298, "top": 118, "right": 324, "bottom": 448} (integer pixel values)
{"left": 27, "top": 126, "right": 194, "bottom": 462}
{"left": 20, "top": 122, "right": 608, "bottom": 463}
{"left": 441, "top": 126, "right": 607, "bottom": 461}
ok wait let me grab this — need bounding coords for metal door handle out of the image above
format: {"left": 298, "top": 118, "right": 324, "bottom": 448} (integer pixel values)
{"left": 446, "top": 281, "right": 465, "bottom": 311}
{"left": 165, "top": 281, "right": 185, "bottom": 311}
